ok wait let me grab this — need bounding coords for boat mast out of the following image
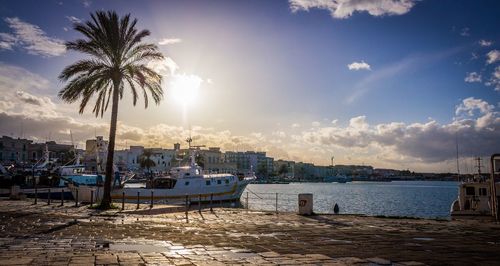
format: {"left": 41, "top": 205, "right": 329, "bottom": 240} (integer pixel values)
{"left": 475, "top": 157, "right": 482, "bottom": 181}
{"left": 455, "top": 133, "right": 460, "bottom": 182}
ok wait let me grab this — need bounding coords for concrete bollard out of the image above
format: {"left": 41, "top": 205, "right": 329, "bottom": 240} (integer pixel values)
{"left": 34, "top": 187, "right": 38, "bottom": 205}
{"left": 246, "top": 192, "right": 249, "bottom": 211}
{"left": 136, "top": 191, "right": 140, "bottom": 209}
{"left": 47, "top": 188, "right": 51, "bottom": 205}
{"left": 275, "top": 193, "right": 278, "bottom": 214}
{"left": 122, "top": 191, "right": 125, "bottom": 210}
{"left": 60, "top": 189, "right": 64, "bottom": 206}
{"left": 150, "top": 190, "right": 154, "bottom": 209}
{"left": 210, "top": 194, "right": 213, "bottom": 212}
{"left": 90, "top": 190, "right": 93, "bottom": 207}
{"left": 198, "top": 194, "right": 202, "bottom": 213}
{"left": 298, "top": 193, "right": 313, "bottom": 215}
{"left": 185, "top": 195, "right": 189, "bottom": 223}
{"left": 75, "top": 189, "right": 79, "bottom": 207}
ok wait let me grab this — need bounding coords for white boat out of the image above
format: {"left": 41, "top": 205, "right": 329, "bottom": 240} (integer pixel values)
{"left": 69, "top": 148, "right": 255, "bottom": 204}
{"left": 450, "top": 154, "right": 500, "bottom": 220}
{"left": 450, "top": 179, "right": 500, "bottom": 219}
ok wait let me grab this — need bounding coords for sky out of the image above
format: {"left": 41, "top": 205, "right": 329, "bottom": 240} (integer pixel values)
{"left": 0, "top": 0, "right": 499, "bottom": 173}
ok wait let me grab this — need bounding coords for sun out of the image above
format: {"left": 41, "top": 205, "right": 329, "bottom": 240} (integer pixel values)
{"left": 169, "top": 74, "right": 202, "bottom": 106}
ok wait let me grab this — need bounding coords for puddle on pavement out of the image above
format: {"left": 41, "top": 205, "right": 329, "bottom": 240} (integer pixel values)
{"left": 413, "top": 237, "right": 434, "bottom": 241}
{"left": 227, "top": 232, "right": 287, "bottom": 239}
{"left": 327, "top": 238, "right": 353, "bottom": 244}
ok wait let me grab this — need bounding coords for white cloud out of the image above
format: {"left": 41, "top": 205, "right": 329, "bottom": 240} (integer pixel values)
{"left": 486, "top": 50, "right": 500, "bottom": 64}
{"left": 3, "top": 17, "right": 66, "bottom": 57}
{"left": 82, "top": 0, "right": 91, "bottom": 8}
{"left": 272, "top": 131, "right": 287, "bottom": 138}
{"left": 0, "top": 62, "right": 50, "bottom": 92}
{"left": 148, "top": 57, "right": 179, "bottom": 76}
{"left": 289, "top": 0, "right": 417, "bottom": 19}
{"left": 291, "top": 123, "right": 301, "bottom": 128}
{"left": 349, "top": 115, "right": 369, "bottom": 130}
{"left": 0, "top": 33, "right": 17, "bottom": 50}
{"left": 485, "top": 66, "right": 500, "bottom": 91}
{"left": 312, "top": 121, "right": 321, "bottom": 127}
{"left": 299, "top": 98, "right": 499, "bottom": 163}
{"left": 65, "top": 16, "right": 82, "bottom": 24}
{"left": 455, "top": 97, "right": 493, "bottom": 117}
{"left": 460, "top": 27, "right": 470, "bottom": 37}
{"left": 348, "top": 60, "right": 371, "bottom": 71}
{"left": 158, "top": 38, "right": 182, "bottom": 45}
{"left": 479, "top": 40, "right": 493, "bottom": 47}
{"left": 464, "top": 72, "right": 481, "bottom": 83}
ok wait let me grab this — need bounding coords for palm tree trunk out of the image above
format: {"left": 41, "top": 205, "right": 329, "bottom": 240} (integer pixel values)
{"left": 100, "top": 80, "right": 120, "bottom": 208}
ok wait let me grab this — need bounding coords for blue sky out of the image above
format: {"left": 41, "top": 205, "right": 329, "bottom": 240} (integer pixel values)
{"left": 0, "top": 0, "right": 499, "bottom": 172}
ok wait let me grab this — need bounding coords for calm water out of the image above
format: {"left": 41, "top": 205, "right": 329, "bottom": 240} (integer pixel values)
{"left": 243, "top": 181, "right": 459, "bottom": 219}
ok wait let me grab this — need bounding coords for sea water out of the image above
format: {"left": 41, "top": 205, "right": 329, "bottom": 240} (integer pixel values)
{"left": 243, "top": 181, "right": 458, "bottom": 219}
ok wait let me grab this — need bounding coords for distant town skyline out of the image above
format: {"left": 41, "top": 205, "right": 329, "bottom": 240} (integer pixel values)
{"left": 0, "top": 0, "right": 499, "bottom": 172}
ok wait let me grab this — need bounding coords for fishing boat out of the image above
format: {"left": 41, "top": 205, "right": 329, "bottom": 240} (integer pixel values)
{"left": 450, "top": 154, "right": 500, "bottom": 220}
{"left": 69, "top": 147, "right": 255, "bottom": 204}
{"left": 57, "top": 155, "right": 102, "bottom": 186}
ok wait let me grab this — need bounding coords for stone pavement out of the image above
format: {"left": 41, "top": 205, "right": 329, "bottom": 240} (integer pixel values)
{"left": 0, "top": 199, "right": 500, "bottom": 265}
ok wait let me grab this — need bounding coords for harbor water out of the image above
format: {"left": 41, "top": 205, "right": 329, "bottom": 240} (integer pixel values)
{"left": 243, "top": 181, "right": 459, "bottom": 219}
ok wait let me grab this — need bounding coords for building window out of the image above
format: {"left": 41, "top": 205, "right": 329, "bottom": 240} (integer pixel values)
{"left": 479, "top": 188, "right": 487, "bottom": 196}
{"left": 185, "top": 181, "right": 190, "bottom": 186}
{"left": 465, "top": 187, "right": 475, "bottom": 196}
{"left": 217, "top": 180, "right": 221, "bottom": 184}
{"left": 206, "top": 180, "right": 211, "bottom": 186}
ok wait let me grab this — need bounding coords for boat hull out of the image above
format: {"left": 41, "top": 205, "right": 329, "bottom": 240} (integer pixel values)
{"left": 69, "top": 180, "right": 251, "bottom": 204}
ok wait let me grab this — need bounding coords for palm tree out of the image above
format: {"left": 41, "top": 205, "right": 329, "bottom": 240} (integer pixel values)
{"left": 139, "top": 149, "right": 156, "bottom": 178}
{"left": 58, "top": 11, "right": 164, "bottom": 209}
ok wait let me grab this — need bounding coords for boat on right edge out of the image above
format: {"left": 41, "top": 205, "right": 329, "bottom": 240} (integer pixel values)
{"left": 450, "top": 154, "right": 500, "bottom": 220}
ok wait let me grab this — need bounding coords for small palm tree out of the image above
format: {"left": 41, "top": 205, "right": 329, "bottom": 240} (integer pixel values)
{"left": 58, "top": 11, "right": 164, "bottom": 209}
{"left": 139, "top": 149, "right": 156, "bottom": 177}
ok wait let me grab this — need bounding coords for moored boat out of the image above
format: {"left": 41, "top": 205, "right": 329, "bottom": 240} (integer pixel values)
{"left": 450, "top": 154, "right": 500, "bottom": 220}
{"left": 69, "top": 148, "right": 255, "bottom": 203}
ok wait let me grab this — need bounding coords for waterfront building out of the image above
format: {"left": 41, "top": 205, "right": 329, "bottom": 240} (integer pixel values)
{"left": 293, "top": 162, "right": 316, "bottom": 181}
{"left": 273, "top": 159, "right": 295, "bottom": 178}
{"left": 313, "top": 165, "right": 333, "bottom": 179}
{"left": 149, "top": 148, "right": 176, "bottom": 173}
{"left": 114, "top": 145, "right": 179, "bottom": 173}
{"left": 83, "top": 136, "right": 108, "bottom": 172}
{"left": 0, "top": 136, "right": 74, "bottom": 165}
{"left": 225, "top": 151, "right": 273, "bottom": 176}
{"left": 28, "top": 141, "right": 73, "bottom": 164}
{"left": 0, "top": 136, "right": 32, "bottom": 164}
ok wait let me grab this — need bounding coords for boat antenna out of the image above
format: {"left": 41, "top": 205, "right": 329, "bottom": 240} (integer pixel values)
{"left": 475, "top": 157, "right": 482, "bottom": 178}
{"left": 70, "top": 130, "right": 75, "bottom": 148}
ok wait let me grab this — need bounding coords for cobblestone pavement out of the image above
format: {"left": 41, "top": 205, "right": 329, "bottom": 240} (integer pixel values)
{"left": 1, "top": 199, "right": 500, "bottom": 265}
